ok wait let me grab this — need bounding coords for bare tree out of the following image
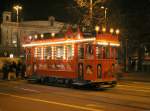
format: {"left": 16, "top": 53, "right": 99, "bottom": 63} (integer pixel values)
{"left": 74, "top": 0, "right": 107, "bottom": 27}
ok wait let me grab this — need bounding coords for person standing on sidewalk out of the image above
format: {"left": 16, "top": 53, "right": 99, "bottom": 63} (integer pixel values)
{"left": 2, "top": 63, "right": 9, "bottom": 80}
{"left": 16, "top": 61, "right": 22, "bottom": 78}
{"left": 8, "top": 62, "right": 16, "bottom": 80}
{"left": 21, "top": 62, "right": 26, "bottom": 79}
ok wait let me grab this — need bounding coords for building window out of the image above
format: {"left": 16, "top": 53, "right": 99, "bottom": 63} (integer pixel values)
{"left": 5, "top": 16, "right": 9, "bottom": 21}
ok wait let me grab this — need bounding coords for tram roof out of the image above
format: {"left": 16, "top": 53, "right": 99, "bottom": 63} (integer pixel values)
{"left": 23, "top": 33, "right": 120, "bottom": 47}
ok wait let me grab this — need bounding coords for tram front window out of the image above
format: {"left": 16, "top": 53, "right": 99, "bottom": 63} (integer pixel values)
{"left": 102, "top": 46, "right": 109, "bottom": 59}
{"left": 96, "top": 45, "right": 110, "bottom": 59}
{"left": 96, "top": 46, "right": 102, "bottom": 59}
{"left": 78, "top": 45, "right": 84, "bottom": 59}
{"left": 66, "top": 45, "right": 73, "bottom": 60}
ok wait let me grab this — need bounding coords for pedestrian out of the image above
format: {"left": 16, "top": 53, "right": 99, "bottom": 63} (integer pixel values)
{"left": 8, "top": 61, "right": 16, "bottom": 80}
{"left": 2, "top": 63, "right": 9, "bottom": 80}
{"left": 16, "top": 61, "right": 22, "bottom": 78}
{"left": 21, "top": 62, "right": 26, "bottom": 79}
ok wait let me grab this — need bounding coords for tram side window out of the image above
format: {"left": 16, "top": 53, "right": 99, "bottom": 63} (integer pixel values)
{"left": 44, "top": 46, "right": 51, "bottom": 60}
{"left": 111, "top": 47, "right": 119, "bottom": 59}
{"left": 96, "top": 46, "right": 102, "bottom": 59}
{"left": 34, "top": 47, "right": 42, "bottom": 60}
{"left": 43, "top": 47, "right": 47, "bottom": 60}
{"left": 102, "top": 46, "right": 109, "bottom": 59}
{"left": 86, "top": 44, "right": 94, "bottom": 59}
{"left": 56, "top": 46, "right": 64, "bottom": 59}
{"left": 66, "top": 45, "right": 73, "bottom": 60}
{"left": 106, "top": 46, "right": 110, "bottom": 58}
{"left": 78, "top": 45, "right": 84, "bottom": 59}
{"left": 111, "top": 47, "right": 115, "bottom": 58}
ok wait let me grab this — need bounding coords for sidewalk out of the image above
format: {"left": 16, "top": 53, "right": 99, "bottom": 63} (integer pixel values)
{"left": 119, "top": 72, "right": 150, "bottom": 82}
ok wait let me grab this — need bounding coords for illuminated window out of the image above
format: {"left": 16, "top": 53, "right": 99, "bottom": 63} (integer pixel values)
{"left": 66, "top": 45, "right": 73, "bottom": 60}
{"left": 78, "top": 45, "right": 84, "bottom": 59}
{"left": 102, "top": 46, "right": 110, "bottom": 59}
{"left": 44, "top": 46, "right": 52, "bottom": 60}
{"left": 34, "top": 47, "right": 42, "bottom": 60}
{"left": 56, "top": 46, "right": 64, "bottom": 59}
{"left": 86, "top": 44, "right": 94, "bottom": 59}
{"left": 96, "top": 46, "right": 102, "bottom": 59}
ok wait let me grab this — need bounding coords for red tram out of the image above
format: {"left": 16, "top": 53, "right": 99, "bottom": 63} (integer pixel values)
{"left": 23, "top": 27, "right": 120, "bottom": 87}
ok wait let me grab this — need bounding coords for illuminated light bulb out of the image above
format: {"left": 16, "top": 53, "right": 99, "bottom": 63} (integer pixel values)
{"left": 102, "top": 27, "right": 106, "bottom": 32}
{"left": 95, "top": 26, "right": 100, "bottom": 32}
{"left": 51, "top": 32, "right": 55, "bottom": 37}
{"left": 29, "top": 36, "right": 32, "bottom": 40}
{"left": 41, "top": 34, "right": 44, "bottom": 38}
{"left": 110, "top": 28, "right": 114, "bottom": 34}
{"left": 35, "top": 35, "right": 38, "bottom": 39}
{"left": 22, "top": 38, "right": 96, "bottom": 47}
{"left": 116, "top": 29, "right": 120, "bottom": 35}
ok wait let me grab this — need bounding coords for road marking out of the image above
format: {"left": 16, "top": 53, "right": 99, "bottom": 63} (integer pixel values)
{"left": 86, "top": 104, "right": 103, "bottom": 108}
{"left": 20, "top": 88, "right": 41, "bottom": 93}
{"left": 0, "top": 92, "right": 103, "bottom": 111}
{"left": 117, "top": 85, "right": 150, "bottom": 93}
{"left": 86, "top": 104, "right": 97, "bottom": 107}
{"left": 118, "top": 84, "right": 150, "bottom": 90}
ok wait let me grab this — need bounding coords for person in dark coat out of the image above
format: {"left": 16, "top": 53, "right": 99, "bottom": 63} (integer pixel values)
{"left": 16, "top": 61, "right": 22, "bottom": 78}
{"left": 2, "top": 63, "right": 9, "bottom": 80}
{"left": 21, "top": 62, "right": 26, "bottom": 79}
{"left": 9, "top": 61, "right": 16, "bottom": 73}
{"left": 16, "top": 61, "right": 26, "bottom": 79}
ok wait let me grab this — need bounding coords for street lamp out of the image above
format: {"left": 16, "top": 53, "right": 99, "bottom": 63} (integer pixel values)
{"left": 89, "top": 0, "right": 93, "bottom": 20}
{"left": 13, "top": 5, "right": 22, "bottom": 23}
{"left": 13, "top": 5, "right": 22, "bottom": 57}
{"left": 125, "top": 38, "right": 128, "bottom": 72}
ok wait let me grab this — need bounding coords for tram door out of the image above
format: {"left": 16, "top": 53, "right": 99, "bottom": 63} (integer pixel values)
{"left": 77, "top": 45, "right": 84, "bottom": 80}
{"left": 78, "top": 63, "right": 84, "bottom": 80}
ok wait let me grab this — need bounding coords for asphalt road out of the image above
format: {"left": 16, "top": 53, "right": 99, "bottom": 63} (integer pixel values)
{"left": 0, "top": 80, "right": 150, "bottom": 111}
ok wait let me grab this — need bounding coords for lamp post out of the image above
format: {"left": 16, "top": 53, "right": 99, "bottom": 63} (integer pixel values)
{"left": 89, "top": 0, "right": 93, "bottom": 21}
{"left": 13, "top": 5, "right": 22, "bottom": 23}
{"left": 125, "top": 38, "right": 128, "bottom": 72}
{"left": 13, "top": 5, "right": 22, "bottom": 57}
{"left": 101, "top": 6, "right": 108, "bottom": 27}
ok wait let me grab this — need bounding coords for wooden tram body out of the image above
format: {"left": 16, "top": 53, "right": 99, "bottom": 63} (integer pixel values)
{"left": 23, "top": 29, "right": 120, "bottom": 87}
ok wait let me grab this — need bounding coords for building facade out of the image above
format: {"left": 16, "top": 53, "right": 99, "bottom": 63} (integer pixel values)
{"left": 0, "top": 11, "right": 67, "bottom": 57}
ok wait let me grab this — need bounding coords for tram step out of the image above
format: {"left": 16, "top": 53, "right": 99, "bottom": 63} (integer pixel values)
{"left": 72, "top": 81, "right": 90, "bottom": 86}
